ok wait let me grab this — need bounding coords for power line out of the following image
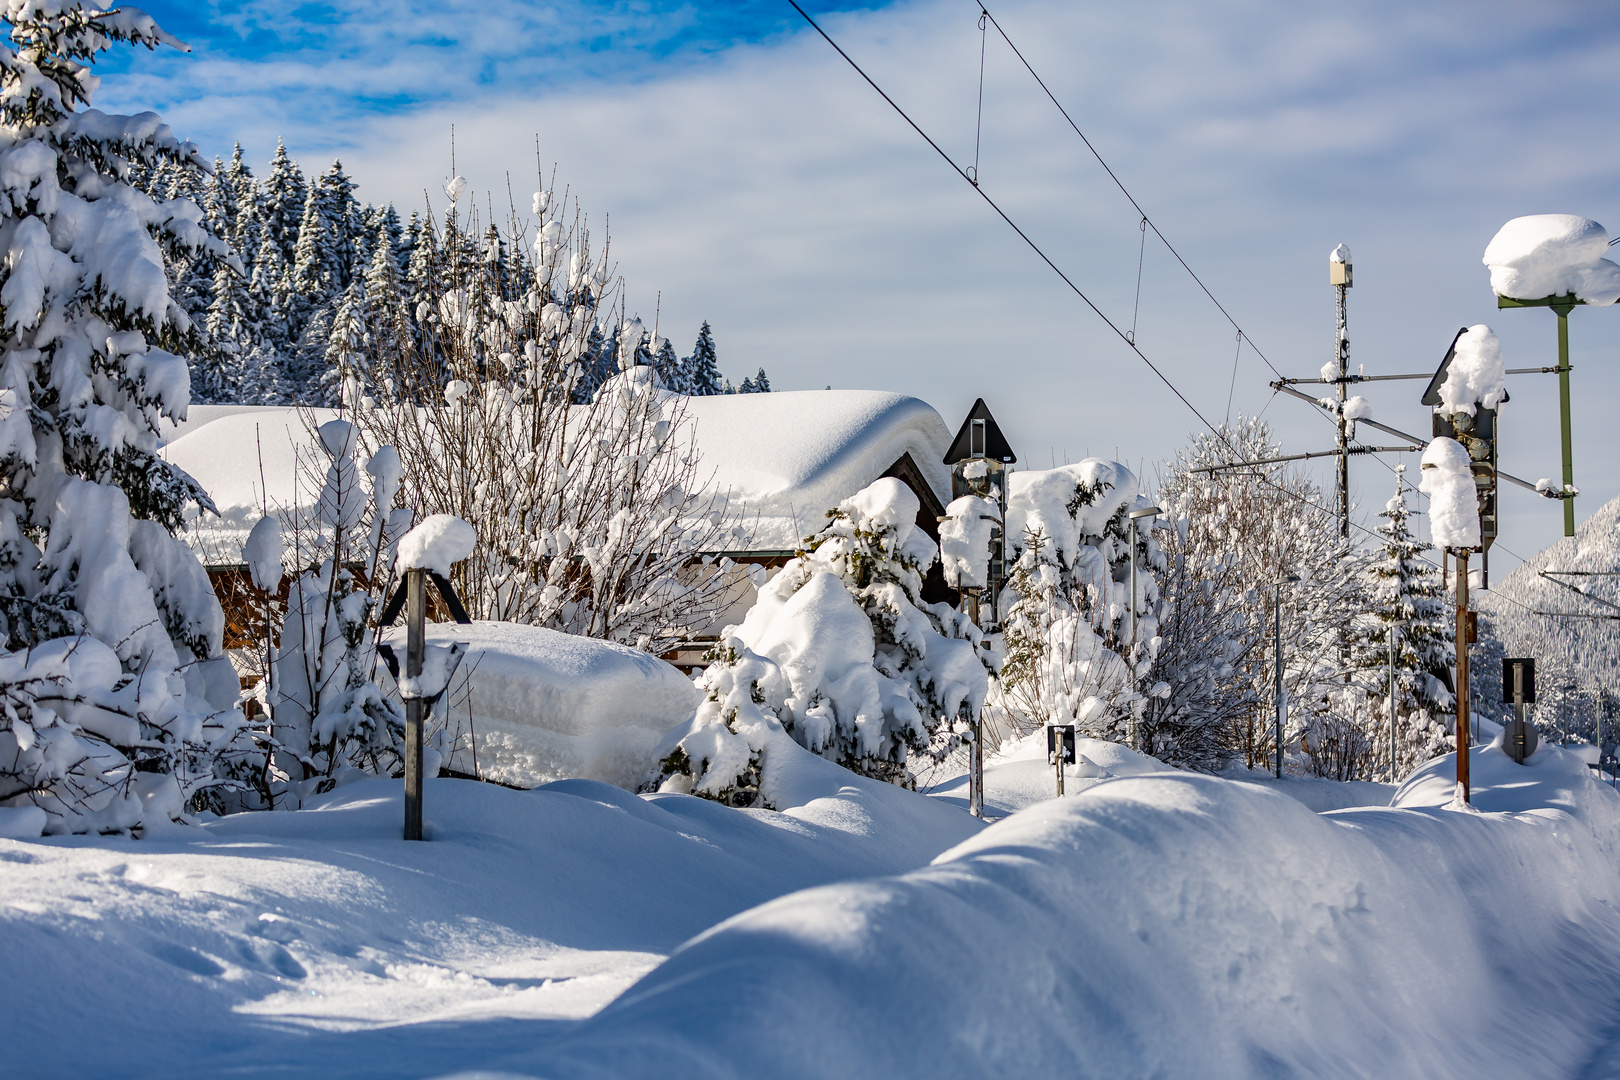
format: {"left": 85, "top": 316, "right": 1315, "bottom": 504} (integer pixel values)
{"left": 973, "top": 2, "right": 1285, "bottom": 380}
{"left": 785, "top": 0, "right": 1224, "bottom": 437}
{"left": 785, "top": 1, "right": 1410, "bottom": 560}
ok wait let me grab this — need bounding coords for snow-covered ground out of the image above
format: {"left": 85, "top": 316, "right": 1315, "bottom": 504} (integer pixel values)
{"left": 9, "top": 734, "right": 1620, "bottom": 1079}
{"left": 3, "top": 769, "right": 977, "bottom": 1080}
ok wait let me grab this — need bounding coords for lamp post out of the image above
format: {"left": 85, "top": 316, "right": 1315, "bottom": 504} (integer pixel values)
{"left": 1272, "top": 574, "right": 1301, "bottom": 778}
{"left": 1388, "top": 623, "right": 1399, "bottom": 783}
{"left": 1127, "top": 505, "right": 1162, "bottom": 751}
{"left": 1495, "top": 291, "right": 1590, "bottom": 536}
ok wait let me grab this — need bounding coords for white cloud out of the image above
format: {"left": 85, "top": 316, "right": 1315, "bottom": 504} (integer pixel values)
{"left": 103, "top": 0, "right": 1620, "bottom": 564}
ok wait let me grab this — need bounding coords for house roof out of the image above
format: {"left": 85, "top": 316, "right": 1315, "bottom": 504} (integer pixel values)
{"left": 160, "top": 391, "right": 953, "bottom": 564}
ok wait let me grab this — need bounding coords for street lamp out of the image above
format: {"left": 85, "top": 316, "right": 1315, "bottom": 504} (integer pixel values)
{"left": 1127, "top": 505, "right": 1161, "bottom": 751}
{"left": 1272, "top": 574, "right": 1301, "bottom": 779}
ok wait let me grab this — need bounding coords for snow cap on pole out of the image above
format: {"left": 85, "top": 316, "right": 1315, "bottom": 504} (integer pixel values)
{"left": 1419, "top": 437, "right": 1479, "bottom": 550}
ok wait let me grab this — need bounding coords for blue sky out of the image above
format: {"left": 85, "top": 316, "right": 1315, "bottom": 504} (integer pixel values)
{"left": 89, "top": 0, "right": 1620, "bottom": 571}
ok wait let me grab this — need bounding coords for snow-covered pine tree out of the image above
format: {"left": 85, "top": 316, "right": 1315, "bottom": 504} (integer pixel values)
{"left": 272, "top": 420, "right": 405, "bottom": 798}
{"left": 360, "top": 219, "right": 410, "bottom": 382}
{"left": 651, "top": 334, "right": 682, "bottom": 391}
{"left": 1349, "top": 465, "right": 1455, "bottom": 779}
{"left": 222, "top": 143, "right": 259, "bottom": 257}
{"left": 260, "top": 138, "right": 306, "bottom": 269}
{"left": 751, "top": 367, "right": 771, "bottom": 392}
{"left": 683, "top": 320, "right": 722, "bottom": 396}
{"left": 655, "top": 478, "right": 993, "bottom": 803}
{"left": 996, "top": 461, "right": 1170, "bottom": 754}
{"left": 321, "top": 279, "right": 366, "bottom": 407}
{"left": 738, "top": 373, "right": 755, "bottom": 393}
{"left": 0, "top": 0, "right": 249, "bottom": 832}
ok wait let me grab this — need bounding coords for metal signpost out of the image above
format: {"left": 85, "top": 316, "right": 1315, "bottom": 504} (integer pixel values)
{"left": 945, "top": 399, "right": 1016, "bottom": 821}
{"left": 1048, "top": 724, "right": 1076, "bottom": 797}
{"left": 1388, "top": 623, "right": 1399, "bottom": 783}
{"left": 1501, "top": 658, "right": 1539, "bottom": 765}
{"left": 1271, "top": 575, "right": 1300, "bottom": 778}
{"left": 1127, "top": 506, "right": 1161, "bottom": 752}
{"left": 378, "top": 568, "right": 473, "bottom": 841}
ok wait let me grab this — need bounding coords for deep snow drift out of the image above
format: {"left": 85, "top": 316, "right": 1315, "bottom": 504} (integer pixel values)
{"left": 526, "top": 740, "right": 1620, "bottom": 1080}
{"left": 10, "top": 724, "right": 1620, "bottom": 1079}
{"left": 1, "top": 769, "right": 978, "bottom": 1080}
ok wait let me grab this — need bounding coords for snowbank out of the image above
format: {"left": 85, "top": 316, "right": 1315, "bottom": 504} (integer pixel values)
{"left": 1484, "top": 214, "right": 1620, "bottom": 305}
{"left": 377, "top": 622, "right": 702, "bottom": 790}
{"left": 535, "top": 757, "right": 1620, "bottom": 1080}
{"left": 0, "top": 774, "right": 980, "bottom": 1080}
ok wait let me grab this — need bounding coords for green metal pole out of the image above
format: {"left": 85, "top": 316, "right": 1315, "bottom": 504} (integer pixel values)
{"left": 1557, "top": 304, "right": 1575, "bottom": 536}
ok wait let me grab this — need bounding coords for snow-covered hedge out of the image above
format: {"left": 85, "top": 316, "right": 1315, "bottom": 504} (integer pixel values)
{"left": 653, "top": 478, "right": 993, "bottom": 806}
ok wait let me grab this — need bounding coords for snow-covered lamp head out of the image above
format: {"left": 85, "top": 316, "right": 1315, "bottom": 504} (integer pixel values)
{"left": 1329, "top": 243, "right": 1352, "bottom": 287}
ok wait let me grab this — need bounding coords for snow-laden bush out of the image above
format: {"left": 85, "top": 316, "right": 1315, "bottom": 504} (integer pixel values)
{"left": 653, "top": 478, "right": 993, "bottom": 806}
{"left": 1152, "top": 419, "right": 1370, "bottom": 776}
{"left": 0, "top": 3, "right": 256, "bottom": 833}
{"left": 994, "top": 460, "right": 1168, "bottom": 752}
{"left": 351, "top": 195, "right": 746, "bottom": 652}
{"left": 266, "top": 420, "right": 413, "bottom": 803}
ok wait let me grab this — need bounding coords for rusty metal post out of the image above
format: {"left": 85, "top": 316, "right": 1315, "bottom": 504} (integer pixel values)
{"left": 403, "top": 568, "right": 426, "bottom": 841}
{"left": 1455, "top": 551, "right": 1470, "bottom": 803}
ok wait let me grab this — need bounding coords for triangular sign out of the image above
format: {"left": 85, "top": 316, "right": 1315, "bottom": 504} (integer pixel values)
{"left": 944, "top": 398, "right": 1017, "bottom": 465}
{"left": 1421, "top": 327, "right": 1509, "bottom": 408}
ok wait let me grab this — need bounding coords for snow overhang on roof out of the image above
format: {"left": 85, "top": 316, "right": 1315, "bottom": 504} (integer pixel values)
{"left": 679, "top": 390, "right": 953, "bottom": 550}
{"left": 160, "top": 392, "right": 954, "bottom": 565}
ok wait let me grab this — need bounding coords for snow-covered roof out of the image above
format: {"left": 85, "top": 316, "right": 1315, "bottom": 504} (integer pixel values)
{"left": 161, "top": 406, "right": 343, "bottom": 566}
{"left": 160, "top": 391, "right": 953, "bottom": 564}
{"left": 678, "top": 390, "right": 952, "bottom": 550}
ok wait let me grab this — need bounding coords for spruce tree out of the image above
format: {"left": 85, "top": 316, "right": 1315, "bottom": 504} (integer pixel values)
{"left": 0, "top": 1, "right": 247, "bottom": 831}
{"left": 751, "top": 367, "right": 771, "bottom": 392}
{"left": 684, "top": 320, "right": 722, "bottom": 395}
{"left": 260, "top": 138, "right": 306, "bottom": 268}
{"left": 1351, "top": 466, "right": 1456, "bottom": 777}
{"left": 651, "top": 335, "right": 682, "bottom": 391}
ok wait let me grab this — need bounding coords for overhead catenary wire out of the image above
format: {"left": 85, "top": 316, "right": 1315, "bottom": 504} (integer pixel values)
{"left": 785, "top": 0, "right": 1224, "bottom": 437}
{"left": 784, "top": 0, "right": 1421, "bottom": 562}
{"left": 954, "top": 0, "right": 1569, "bottom": 568}
{"left": 972, "top": 1, "right": 1286, "bottom": 380}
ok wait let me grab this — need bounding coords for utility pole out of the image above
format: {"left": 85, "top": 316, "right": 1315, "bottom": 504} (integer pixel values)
{"left": 1455, "top": 551, "right": 1471, "bottom": 802}
{"left": 1388, "top": 623, "right": 1398, "bottom": 783}
{"left": 1330, "top": 245, "right": 1352, "bottom": 541}
{"left": 1496, "top": 292, "right": 1594, "bottom": 537}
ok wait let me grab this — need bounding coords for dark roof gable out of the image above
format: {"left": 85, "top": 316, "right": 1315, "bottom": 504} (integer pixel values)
{"left": 943, "top": 398, "right": 1016, "bottom": 464}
